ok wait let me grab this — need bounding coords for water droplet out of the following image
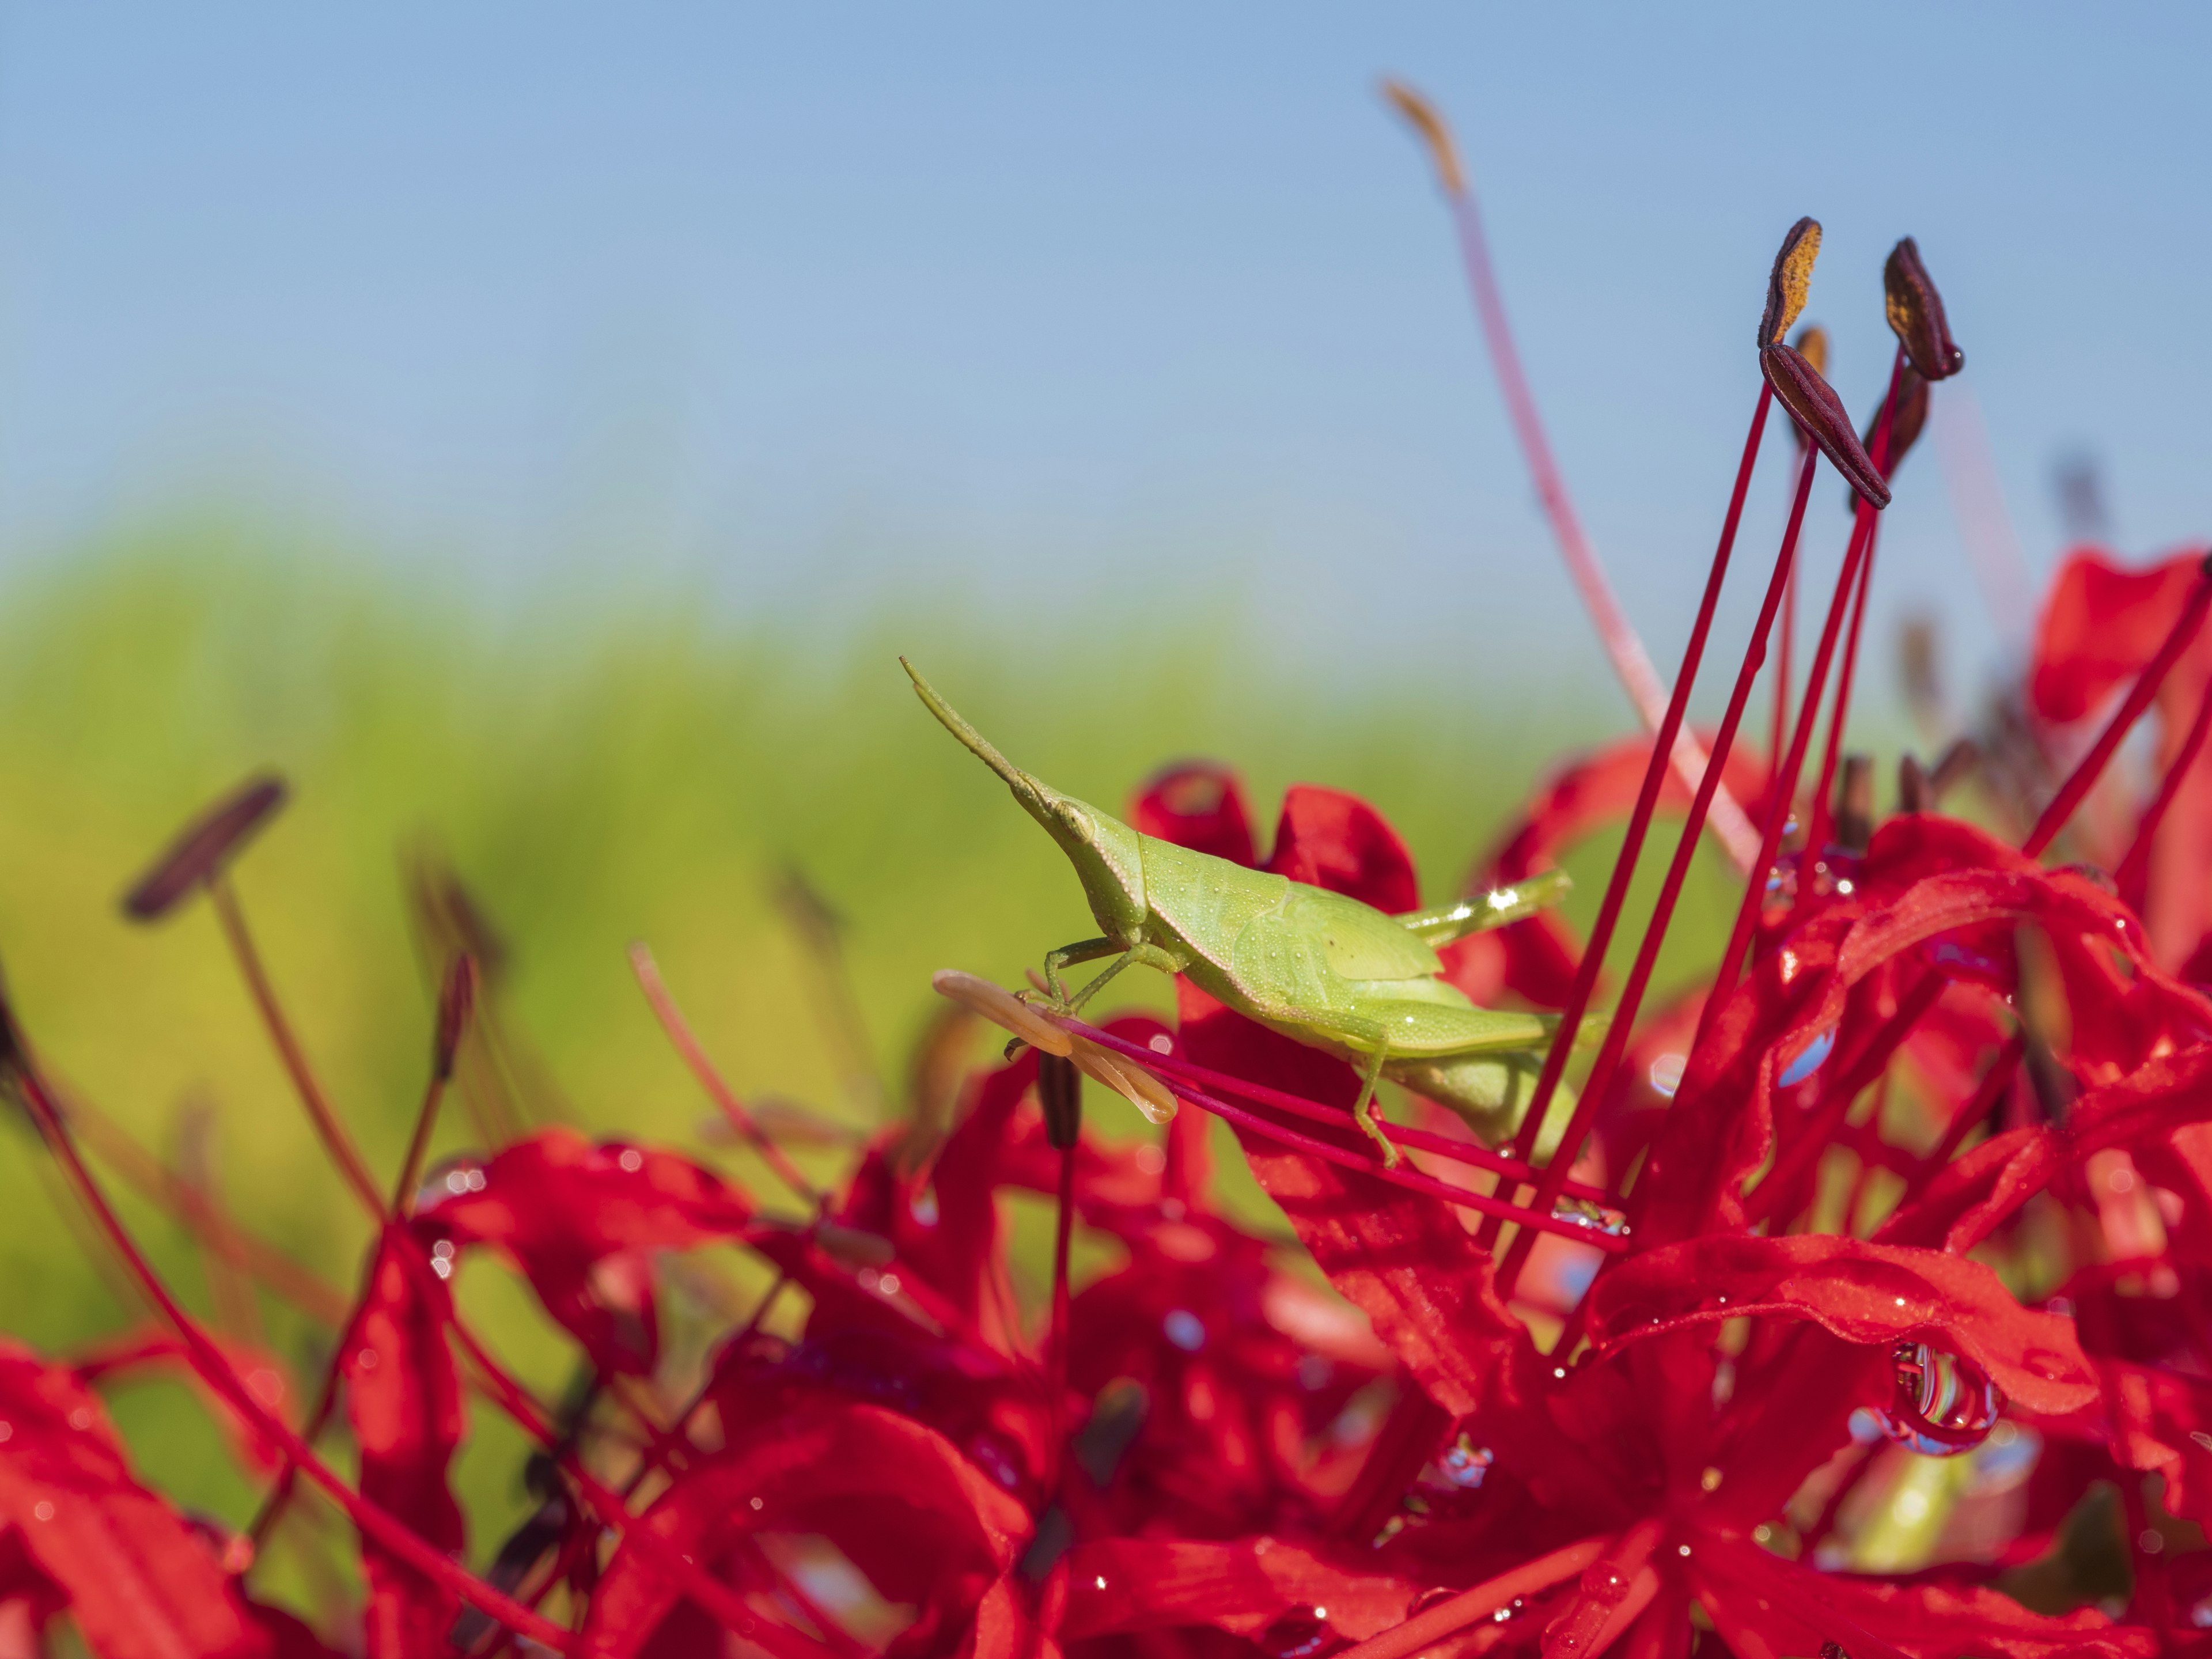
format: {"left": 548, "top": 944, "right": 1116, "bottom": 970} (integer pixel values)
{"left": 32, "top": 1502, "right": 53, "bottom": 1521}
{"left": 67, "top": 1408, "right": 91, "bottom": 1431}
{"left": 909, "top": 1186, "right": 940, "bottom": 1226}
{"left": 1410, "top": 1588, "right": 1457, "bottom": 1615}
{"left": 1260, "top": 1606, "right": 1336, "bottom": 1659}
{"left": 1162, "top": 1309, "right": 1206, "bottom": 1352}
{"left": 1876, "top": 1340, "right": 2005, "bottom": 1456}
{"left": 878, "top": 1272, "right": 903, "bottom": 1297}
{"left": 0, "top": 1422, "right": 11, "bottom": 1442}
{"left": 1149, "top": 1033, "right": 1174, "bottom": 1055}
{"left": 1552, "top": 1367, "right": 1567, "bottom": 1380}
{"left": 1647, "top": 1053, "right": 1686, "bottom": 1099}
{"left": 749, "top": 1497, "right": 763, "bottom": 1511}
{"left": 965, "top": 1431, "right": 1025, "bottom": 1491}
{"left": 1553, "top": 1196, "right": 1629, "bottom": 1235}
{"left": 1778, "top": 1028, "right": 1836, "bottom": 1086}
{"left": 1095, "top": 1575, "right": 1108, "bottom": 1590}
{"left": 1435, "top": 1433, "right": 1493, "bottom": 1489}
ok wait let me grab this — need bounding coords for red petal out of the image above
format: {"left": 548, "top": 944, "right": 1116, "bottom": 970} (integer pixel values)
{"left": 1587, "top": 1233, "right": 2096, "bottom": 1416}
{"left": 1264, "top": 786, "right": 1421, "bottom": 914}
{"left": 1059, "top": 1536, "right": 1416, "bottom": 1643}
{"left": 2030, "top": 548, "right": 2207, "bottom": 723}
{"left": 415, "top": 1127, "right": 757, "bottom": 1374}
{"left": 583, "top": 1403, "right": 1027, "bottom": 1659}
{"left": 0, "top": 1342, "right": 264, "bottom": 1659}
{"left": 343, "top": 1232, "right": 465, "bottom": 1659}
{"left": 1131, "top": 763, "right": 1257, "bottom": 867}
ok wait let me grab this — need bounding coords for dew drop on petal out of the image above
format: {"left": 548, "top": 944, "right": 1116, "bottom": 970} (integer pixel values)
{"left": 32, "top": 1502, "right": 52, "bottom": 1522}
{"left": 1162, "top": 1309, "right": 1206, "bottom": 1352}
{"left": 1778, "top": 1028, "right": 1836, "bottom": 1086}
{"left": 1259, "top": 1606, "right": 1336, "bottom": 1659}
{"left": 1435, "top": 1433, "right": 1493, "bottom": 1490}
{"left": 617, "top": 1148, "right": 643, "bottom": 1173}
{"left": 1876, "top": 1340, "right": 2005, "bottom": 1456}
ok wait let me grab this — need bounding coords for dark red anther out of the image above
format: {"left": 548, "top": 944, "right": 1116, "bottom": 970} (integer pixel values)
{"left": 122, "top": 775, "right": 288, "bottom": 919}
{"left": 434, "top": 955, "right": 479, "bottom": 1082}
{"left": 1038, "top": 1051, "right": 1082, "bottom": 1150}
{"left": 1847, "top": 367, "right": 1927, "bottom": 509}
{"left": 1884, "top": 237, "right": 1963, "bottom": 379}
{"left": 1788, "top": 325, "right": 1827, "bottom": 452}
{"left": 1762, "top": 344, "right": 1892, "bottom": 510}
{"left": 1758, "top": 217, "right": 1821, "bottom": 349}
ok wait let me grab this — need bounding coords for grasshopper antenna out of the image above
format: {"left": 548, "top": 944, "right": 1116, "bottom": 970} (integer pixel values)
{"left": 900, "top": 658, "right": 1053, "bottom": 817}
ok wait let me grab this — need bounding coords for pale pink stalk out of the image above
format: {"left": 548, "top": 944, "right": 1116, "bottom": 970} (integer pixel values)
{"left": 1386, "top": 82, "right": 1759, "bottom": 874}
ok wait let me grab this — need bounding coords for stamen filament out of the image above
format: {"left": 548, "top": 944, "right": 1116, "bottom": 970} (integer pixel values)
{"left": 1497, "top": 434, "right": 1821, "bottom": 1298}
{"left": 1481, "top": 384, "right": 1777, "bottom": 1248}
{"left": 2116, "top": 672, "right": 2212, "bottom": 903}
{"left": 1329, "top": 1533, "right": 1608, "bottom": 1659}
{"left": 2025, "top": 562, "right": 2212, "bottom": 858}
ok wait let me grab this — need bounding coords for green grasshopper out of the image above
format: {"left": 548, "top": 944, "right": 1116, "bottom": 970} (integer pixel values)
{"left": 903, "top": 660, "right": 1582, "bottom": 1162}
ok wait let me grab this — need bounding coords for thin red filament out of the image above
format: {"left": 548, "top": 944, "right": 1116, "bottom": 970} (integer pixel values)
{"left": 1496, "top": 435, "right": 1820, "bottom": 1298}
{"left": 1476, "top": 384, "right": 1775, "bottom": 1247}
{"left": 1701, "top": 349, "right": 1907, "bottom": 1032}
{"left": 2115, "top": 671, "right": 2212, "bottom": 903}
{"left": 2025, "top": 567, "right": 2212, "bottom": 858}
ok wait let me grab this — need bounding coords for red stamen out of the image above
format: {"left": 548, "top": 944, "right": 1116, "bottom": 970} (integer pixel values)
{"left": 1804, "top": 522, "right": 1881, "bottom": 857}
{"left": 1771, "top": 562, "right": 1796, "bottom": 785}
{"left": 3, "top": 1031, "right": 578, "bottom": 1654}
{"left": 1056, "top": 1017, "right": 1608, "bottom": 1202}
{"left": 1741, "top": 974, "right": 1945, "bottom": 1225}
{"left": 1474, "top": 384, "right": 1775, "bottom": 1251}
{"left": 1048, "top": 1139, "right": 1076, "bottom": 1459}
{"left": 1330, "top": 1532, "right": 1608, "bottom": 1659}
{"left": 1497, "top": 435, "right": 1821, "bottom": 1298}
{"left": 1702, "top": 349, "right": 1907, "bottom": 1029}
{"left": 2025, "top": 562, "right": 2212, "bottom": 858}
{"left": 1118, "top": 1058, "right": 1630, "bottom": 1252}
{"left": 2116, "top": 671, "right": 2212, "bottom": 905}
{"left": 209, "top": 876, "right": 384, "bottom": 1218}
{"left": 629, "top": 942, "right": 823, "bottom": 1209}
{"left": 1902, "top": 1034, "right": 2026, "bottom": 1200}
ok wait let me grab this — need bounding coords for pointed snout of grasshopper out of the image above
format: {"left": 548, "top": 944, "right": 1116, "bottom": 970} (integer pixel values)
{"left": 901, "top": 656, "right": 1056, "bottom": 820}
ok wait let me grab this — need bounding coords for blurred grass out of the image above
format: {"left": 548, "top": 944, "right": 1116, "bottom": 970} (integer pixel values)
{"left": 0, "top": 516, "right": 1766, "bottom": 1600}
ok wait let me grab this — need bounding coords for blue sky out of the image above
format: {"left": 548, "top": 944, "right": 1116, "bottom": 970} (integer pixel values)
{"left": 0, "top": 4, "right": 2204, "bottom": 709}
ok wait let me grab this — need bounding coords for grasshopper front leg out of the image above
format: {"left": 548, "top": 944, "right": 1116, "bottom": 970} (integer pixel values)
{"left": 1350, "top": 1040, "right": 1399, "bottom": 1169}
{"left": 1041, "top": 937, "right": 1120, "bottom": 1004}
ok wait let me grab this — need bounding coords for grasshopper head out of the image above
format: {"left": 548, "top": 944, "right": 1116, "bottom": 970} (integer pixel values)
{"left": 902, "top": 659, "right": 1149, "bottom": 945}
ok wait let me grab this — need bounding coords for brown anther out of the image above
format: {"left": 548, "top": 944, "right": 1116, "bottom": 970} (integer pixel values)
{"left": 1792, "top": 323, "right": 1829, "bottom": 380}
{"left": 1379, "top": 80, "right": 1467, "bottom": 195}
{"left": 1848, "top": 368, "right": 1929, "bottom": 510}
{"left": 1930, "top": 736, "right": 1981, "bottom": 798}
{"left": 1761, "top": 344, "right": 1892, "bottom": 510}
{"left": 1788, "top": 325, "right": 1828, "bottom": 451}
{"left": 1897, "top": 753, "right": 1929, "bottom": 815}
{"left": 122, "top": 775, "right": 288, "bottom": 921}
{"left": 1836, "top": 755, "right": 1874, "bottom": 854}
{"left": 1758, "top": 217, "right": 1821, "bottom": 349}
{"left": 1038, "top": 1052, "right": 1082, "bottom": 1151}
{"left": 1884, "top": 238, "right": 1964, "bottom": 380}
{"left": 433, "top": 955, "right": 478, "bottom": 1082}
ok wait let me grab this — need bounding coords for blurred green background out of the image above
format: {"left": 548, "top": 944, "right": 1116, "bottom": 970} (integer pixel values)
{"left": 5, "top": 517, "right": 1790, "bottom": 1601}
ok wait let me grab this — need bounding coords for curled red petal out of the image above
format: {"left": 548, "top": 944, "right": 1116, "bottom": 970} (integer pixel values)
{"left": 1264, "top": 785, "right": 1421, "bottom": 914}
{"left": 0, "top": 1342, "right": 263, "bottom": 1659}
{"left": 414, "top": 1127, "right": 757, "bottom": 1374}
{"left": 343, "top": 1231, "right": 465, "bottom": 1659}
{"left": 2029, "top": 547, "right": 2209, "bottom": 723}
{"left": 582, "top": 1403, "right": 1027, "bottom": 1659}
{"left": 1131, "top": 763, "right": 1257, "bottom": 866}
{"left": 1586, "top": 1233, "right": 2096, "bottom": 1415}
{"left": 1059, "top": 1536, "right": 1416, "bottom": 1644}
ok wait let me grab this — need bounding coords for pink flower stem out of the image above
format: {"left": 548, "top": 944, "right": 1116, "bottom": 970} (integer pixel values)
{"left": 1330, "top": 1533, "right": 1608, "bottom": 1659}
{"left": 1436, "top": 162, "right": 1760, "bottom": 873}
{"left": 2116, "top": 670, "right": 2212, "bottom": 905}
{"left": 1471, "top": 384, "right": 1774, "bottom": 1248}
{"left": 2024, "top": 566, "right": 2212, "bottom": 859}
{"left": 1055, "top": 1017, "right": 1607, "bottom": 1201}
{"left": 1495, "top": 435, "right": 1820, "bottom": 1299}
{"left": 1700, "top": 349, "right": 1906, "bottom": 1036}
